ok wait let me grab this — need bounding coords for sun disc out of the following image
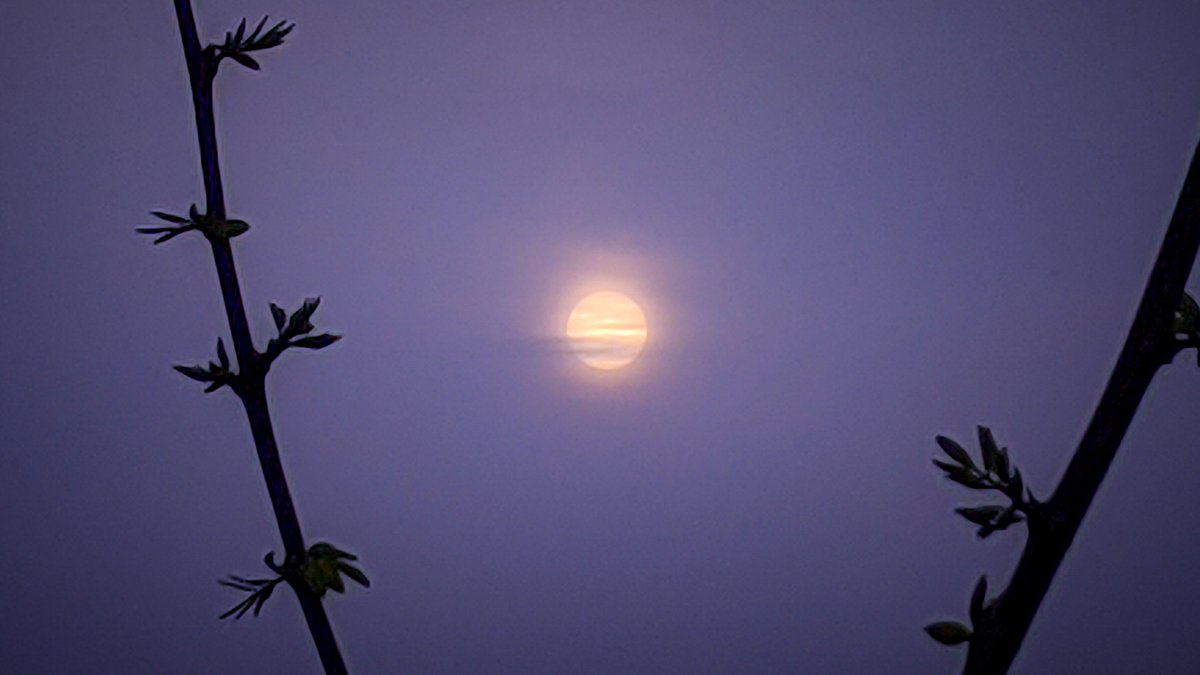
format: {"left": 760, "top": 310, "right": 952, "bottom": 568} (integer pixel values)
{"left": 566, "top": 291, "right": 648, "bottom": 370}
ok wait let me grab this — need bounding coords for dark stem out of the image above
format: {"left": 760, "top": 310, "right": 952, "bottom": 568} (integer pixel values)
{"left": 962, "top": 139, "right": 1200, "bottom": 673}
{"left": 171, "top": 2, "right": 348, "bottom": 672}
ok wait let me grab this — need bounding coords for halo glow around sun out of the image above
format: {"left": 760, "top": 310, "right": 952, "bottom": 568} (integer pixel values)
{"left": 566, "top": 291, "right": 648, "bottom": 370}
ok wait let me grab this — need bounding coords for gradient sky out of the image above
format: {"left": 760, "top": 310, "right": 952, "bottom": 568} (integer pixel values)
{"left": 5, "top": 2, "right": 1200, "bottom": 673}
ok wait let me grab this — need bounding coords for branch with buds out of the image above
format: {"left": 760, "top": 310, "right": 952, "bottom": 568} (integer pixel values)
{"left": 169, "top": 297, "right": 340, "bottom": 398}
{"left": 147, "top": 4, "right": 365, "bottom": 672}
{"left": 923, "top": 129, "right": 1200, "bottom": 674}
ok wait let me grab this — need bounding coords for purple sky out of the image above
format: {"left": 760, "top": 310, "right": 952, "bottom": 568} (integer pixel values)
{"left": 4, "top": 2, "right": 1200, "bottom": 672}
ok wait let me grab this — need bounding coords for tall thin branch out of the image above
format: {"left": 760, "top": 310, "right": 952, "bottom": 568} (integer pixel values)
{"left": 959, "top": 138, "right": 1200, "bottom": 673}
{"left": 171, "top": 2, "right": 348, "bottom": 672}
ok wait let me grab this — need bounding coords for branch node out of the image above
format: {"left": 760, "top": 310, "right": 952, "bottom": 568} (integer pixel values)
{"left": 137, "top": 204, "right": 250, "bottom": 245}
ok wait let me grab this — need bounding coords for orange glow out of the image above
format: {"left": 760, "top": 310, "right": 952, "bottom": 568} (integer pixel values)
{"left": 566, "top": 291, "right": 648, "bottom": 370}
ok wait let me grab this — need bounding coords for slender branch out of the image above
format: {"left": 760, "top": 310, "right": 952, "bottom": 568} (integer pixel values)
{"left": 171, "top": 2, "right": 348, "bottom": 672}
{"left": 960, "top": 138, "right": 1200, "bottom": 673}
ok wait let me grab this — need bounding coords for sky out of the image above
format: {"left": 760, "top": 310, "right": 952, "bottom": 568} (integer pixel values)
{"left": 4, "top": 1, "right": 1200, "bottom": 673}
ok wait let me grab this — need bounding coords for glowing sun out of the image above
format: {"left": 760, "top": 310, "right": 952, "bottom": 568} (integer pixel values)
{"left": 566, "top": 291, "right": 648, "bottom": 371}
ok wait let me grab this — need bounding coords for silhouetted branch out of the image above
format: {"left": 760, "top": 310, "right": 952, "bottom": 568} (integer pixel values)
{"left": 141, "top": 2, "right": 367, "bottom": 673}
{"left": 928, "top": 135, "right": 1200, "bottom": 674}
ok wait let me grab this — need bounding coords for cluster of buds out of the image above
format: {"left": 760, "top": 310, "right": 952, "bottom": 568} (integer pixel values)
{"left": 926, "top": 427, "right": 1039, "bottom": 649}
{"left": 210, "top": 16, "right": 294, "bottom": 71}
{"left": 932, "top": 427, "right": 1036, "bottom": 538}
{"left": 220, "top": 543, "right": 369, "bottom": 620}
{"left": 137, "top": 204, "right": 249, "bottom": 245}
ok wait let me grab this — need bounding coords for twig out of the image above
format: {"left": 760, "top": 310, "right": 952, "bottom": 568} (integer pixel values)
{"left": 928, "top": 136, "right": 1200, "bottom": 673}
{"left": 161, "top": 2, "right": 354, "bottom": 672}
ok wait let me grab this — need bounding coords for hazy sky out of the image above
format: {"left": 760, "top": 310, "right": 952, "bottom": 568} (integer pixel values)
{"left": 5, "top": 2, "right": 1200, "bottom": 673}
